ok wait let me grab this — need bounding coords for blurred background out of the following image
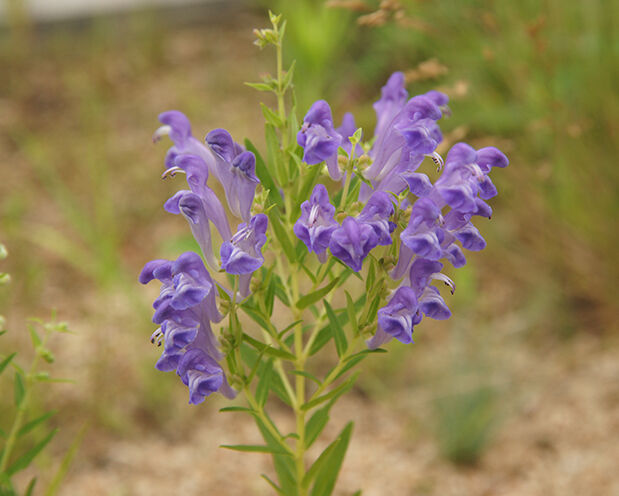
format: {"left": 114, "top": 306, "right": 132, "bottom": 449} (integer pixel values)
{"left": 0, "top": 0, "right": 617, "bottom": 494}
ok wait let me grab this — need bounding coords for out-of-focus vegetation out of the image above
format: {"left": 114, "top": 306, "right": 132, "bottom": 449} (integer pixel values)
{"left": 0, "top": 0, "right": 617, "bottom": 487}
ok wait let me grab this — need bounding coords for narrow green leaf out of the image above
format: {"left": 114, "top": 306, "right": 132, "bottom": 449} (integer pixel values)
{"left": 256, "top": 359, "right": 273, "bottom": 407}
{"left": 305, "top": 422, "right": 354, "bottom": 496}
{"left": 268, "top": 212, "right": 296, "bottom": 263}
{"left": 18, "top": 411, "right": 57, "bottom": 438}
{"left": 264, "top": 276, "right": 276, "bottom": 317}
{"left": 305, "top": 406, "right": 330, "bottom": 448}
{"left": 241, "top": 305, "right": 273, "bottom": 334}
{"left": 282, "top": 60, "right": 296, "bottom": 90}
{"left": 290, "top": 370, "right": 321, "bottom": 385}
{"left": 296, "top": 277, "right": 341, "bottom": 310}
{"left": 245, "top": 138, "right": 283, "bottom": 208}
{"left": 242, "top": 333, "right": 295, "bottom": 361}
{"left": 278, "top": 320, "right": 303, "bottom": 340}
{"left": 272, "top": 274, "right": 291, "bottom": 306}
{"left": 324, "top": 301, "right": 347, "bottom": 357}
{"left": 7, "top": 428, "right": 58, "bottom": 476}
{"left": 345, "top": 291, "right": 358, "bottom": 336}
{"left": 308, "top": 326, "right": 333, "bottom": 356}
{"left": 261, "top": 474, "right": 286, "bottom": 496}
{"left": 14, "top": 371, "right": 25, "bottom": 407}
{"left": 221, "top": 444, "right": 289, "bottom": 455}
{"left": 245, "top": 81, "right": 275, "bottom": 92}
{"left": 24, "top": 477, "right": 37, "bottom": 496}
{"left": 261, "top": 103, "right": 284, "bottom": 128}
{"left": 294, "top": 163, "right": 322, "bottom": 219}
{"left": 28, "top": 325, "right": 42, "bottom": 348}
{"left": 302, "top": 374, "right": 359, "bottom": 411}
{"left": 219, "top": 406, "right": 255, "bottom": 413}
{"left": 254, "top": 417, "right": 297, "bottom": 495}
{"left": 0, "top": 352, "right": 16, "bottom": 375}
{"left": 265, "top": 124, "right": 286, "bottom": 185}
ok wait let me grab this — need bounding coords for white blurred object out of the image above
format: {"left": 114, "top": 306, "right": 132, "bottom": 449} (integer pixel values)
{"left": 0, "top": 0, "right": 223, "bottom": 23}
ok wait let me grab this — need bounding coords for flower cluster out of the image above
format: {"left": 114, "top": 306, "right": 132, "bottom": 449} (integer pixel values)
{"left": 294, "top": 72, "right": 508, "bottom": 348}
{"left": 142, "top": 111, "right": 268, "bottom": 403}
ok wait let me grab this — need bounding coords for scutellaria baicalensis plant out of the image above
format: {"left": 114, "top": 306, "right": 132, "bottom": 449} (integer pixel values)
{"left": 140, "top": 12, "right": 508, "bottom": 495}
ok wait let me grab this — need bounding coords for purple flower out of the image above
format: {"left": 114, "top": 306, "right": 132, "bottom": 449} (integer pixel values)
{"left": 373, "top": 72, "right": 409, "bottom": 145}
{"left": 357, "top": 191, "right": 396, "bottom": 246}
{"left": 329, "top": 217, "right": 378, "bottom": 272}
{"left": 293, "top": 184, "right": 338, "bottom": 262}
{"left": 206, "top": 129, "right": 260, "bottom": 222}
{"left": 164, "top": 155, "right": 231, "bottom": 269}
{"left": 362, "top": 96, "right": 443, "bottom": 203}
{"left": 220, "top": 214, "right": 268, "bottom": 297}
{"left": 367, "top": 286, "right": 421, "bottom": 349}
{"left": 154, "top": 111, "right": 216, "bottom": 174}
{"left": 139, "top": 252, "right": 234, "bottom": 403}
{"left": 297, "top": 100, "right": 343, "bottom": 180}
{"left": 408, "top": 258, "right": 453, "bottom": 320}
{"left": 176, "top": 349, "right": 226, "bottom": 404}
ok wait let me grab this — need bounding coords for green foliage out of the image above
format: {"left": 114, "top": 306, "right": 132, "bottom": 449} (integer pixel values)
{"left": 434, "top": 386, "right": 499, "bottom": 465}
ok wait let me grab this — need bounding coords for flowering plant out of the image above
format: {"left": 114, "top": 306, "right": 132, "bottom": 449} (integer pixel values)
{"left": 141, "top": 12, "right": 507, "bottom": 495}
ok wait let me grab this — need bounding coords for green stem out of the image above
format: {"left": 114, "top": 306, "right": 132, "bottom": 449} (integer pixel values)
{"left": 0, "top": 330, "right": 49, "bottom": 474}
{"left": 244, "top": 387, "right": 295, "bottom": 456}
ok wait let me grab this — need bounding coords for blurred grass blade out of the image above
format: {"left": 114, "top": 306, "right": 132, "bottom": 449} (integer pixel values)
{"left": 0, "top": 353, "right": 17, "bottom": 376}
{"left": 44, "top": 424, "right": 87, "bottom": 496}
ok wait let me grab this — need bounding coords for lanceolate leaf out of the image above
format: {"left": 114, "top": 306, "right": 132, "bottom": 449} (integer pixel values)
{"left": 18, "top": 411, "right": 57, "bottom": 438}
{"left": 7, "top": 428, "right": 58, "bottom": 476}
{"left": 324, "top": 301, "right": 347, "bottom": 357}
{"left": 220, "top": 444, "right": 290, "bottom": 455}
{"left": 304, "top": 422, "right": 354, "bottom": 496}
{"left": 268, "top": 212, "right": 296, "bottom": 263}
{"left": 0, "top": 352, "right": 16, "bottom": 376}
{"left": 242, "top": 333, "right": 295, "bottom": 361}
{"left": 256, "top": 359, "right": 273, "bottom": 407}
{"left": 302, "top": 374, "right": 359, "bottom": 411}
{"left": 14, "top": 371, "right": 25, "bottom": 407}
{"left": 296, "top": 277, "right": 340, "bottom": 310}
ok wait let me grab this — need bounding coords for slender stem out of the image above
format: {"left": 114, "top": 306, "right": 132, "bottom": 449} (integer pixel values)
{"left": 0, "top": 329, "right": 49, "bottom": 473}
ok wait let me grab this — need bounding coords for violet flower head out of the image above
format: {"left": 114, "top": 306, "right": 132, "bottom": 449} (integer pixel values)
{"left": 329, "top": 217, "right": 378, "bottom": 272}
{"left": 297, "top": 100, "right": 343, "bottom": 180}
{"left": 294, "top": 184, "right": 338, "bottom": 262}
{"left": 206, "top": 129, "right": 260, "bottom": 222}
{"left": 139, "top": 252, "right": 234, "bottom": 402}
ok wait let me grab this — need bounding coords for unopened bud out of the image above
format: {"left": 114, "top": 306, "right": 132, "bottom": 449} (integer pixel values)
{"left": 36, "top": 346, "right": 55, "bottom": 364}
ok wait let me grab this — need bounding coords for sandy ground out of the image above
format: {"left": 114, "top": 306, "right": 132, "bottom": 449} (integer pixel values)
{"left": 57, "top": 335, "right": 619, "bottom": 496}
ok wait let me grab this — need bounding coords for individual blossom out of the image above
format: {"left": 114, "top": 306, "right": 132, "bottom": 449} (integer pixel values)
{"left": 329, "top": 217, "right": 378, "bottom": 272}
{"left": 408, "top": 258, "right": 454, "bottom": 321}
{"left": 367, "top": 286, "right": 421, "bottom": 349}
{"left": 176, "top": 348, "right": 227, "bottom": 405}
{"left": 372, "top": 71, "right": 409, "bottom": 145}
{"left": 164, "top": 154, "right": 232, "bottom": 269}
{"left": 357, "top": 191, "right": 396, "bottom": 246}
{"left": 297, "top": 100, "right": 343, "bottom": 180}
{"left": 220, "top": 213, "right": 268, "bottom": 297}
{"left": 293, "top": 184, "right": 338, "bottom": 262}
{"left": 206, "top": 129, "right": 260, "bottom": 222}
{"left": 154, "top": 110, "right": 216, "bottom": 174}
